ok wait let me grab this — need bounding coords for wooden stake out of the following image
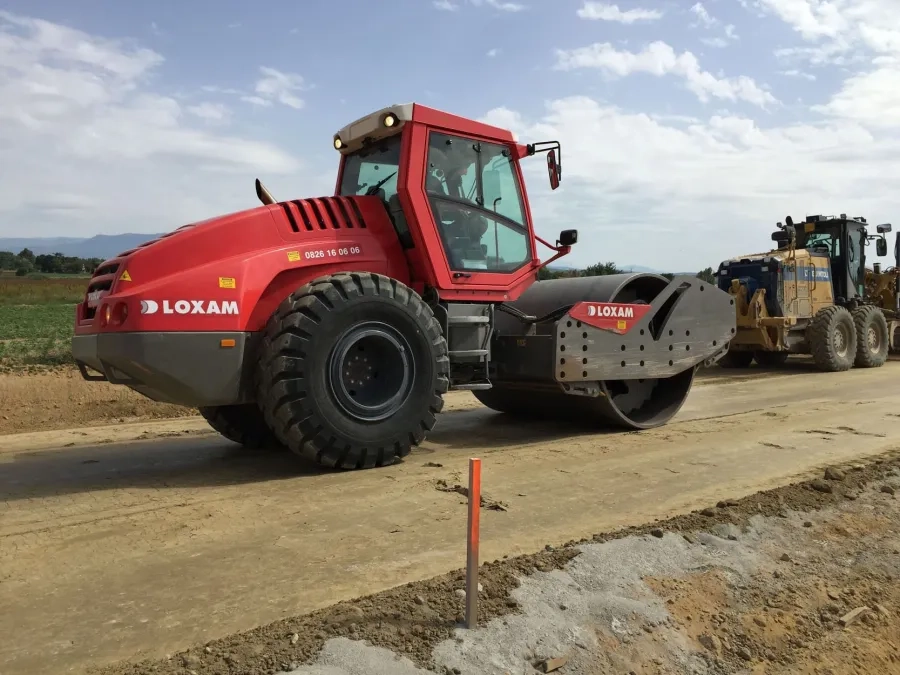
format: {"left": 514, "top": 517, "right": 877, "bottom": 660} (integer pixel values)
{"left": 465, "top": 457, "right": 482, "bottom": 629}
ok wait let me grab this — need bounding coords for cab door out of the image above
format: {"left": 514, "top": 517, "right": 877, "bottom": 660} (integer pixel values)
{"left": 421, "top": 130, "right": 537, "bottom": 292}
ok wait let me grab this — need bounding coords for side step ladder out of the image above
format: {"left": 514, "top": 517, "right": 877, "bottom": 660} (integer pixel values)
{"left": 443, "top": 304, "right": 494, "bottom": 391}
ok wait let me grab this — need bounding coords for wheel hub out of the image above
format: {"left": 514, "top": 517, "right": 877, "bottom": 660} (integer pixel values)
{"left": 328, "top": 321, "right": 414, "bottom": 422}
{"left": 867, "top": 325, "right": 880, "bottom": 353}
{"left": 833, "top": 324, "right": 849, "bottom": 357}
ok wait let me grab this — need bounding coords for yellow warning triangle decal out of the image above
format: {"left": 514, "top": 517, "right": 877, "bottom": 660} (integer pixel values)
{"left": 120, "top": 270, "right": 132, "bottom": 282}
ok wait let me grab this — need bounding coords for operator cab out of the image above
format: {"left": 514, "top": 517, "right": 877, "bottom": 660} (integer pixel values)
{"left": 794, "top": 215, "right": 867, "bottom": 302}
{"left": 331, "top": 103, "right": 567, "bottom": 292}
{"left": 784, "top": 214, "right": 892, "bottom": 303}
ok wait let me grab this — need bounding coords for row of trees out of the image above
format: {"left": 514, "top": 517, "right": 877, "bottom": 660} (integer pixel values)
{"left": 0, "top": 247, "right": 718, "bottom": 283}
{"left": 0, "top": 249, "right": 103, "bottom": 276}
{"left": 539, "top": 262, "right": 717, "bottom": 283}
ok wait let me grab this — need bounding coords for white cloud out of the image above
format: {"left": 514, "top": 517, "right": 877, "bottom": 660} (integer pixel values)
{"left": 701, "top": 37, "right": 729, "bottom": 48}
{"left": 752, "top": 0, "right": 900, "bottom": 66}
{"left": 576, "top": 2, "right": 663, "bottom": 23}
{"left": 780, "top": 68, "right": 816, "bottom": 80}
{"left": 478, "top": 0, "right": 526, "bottom": 11}
{"left": 480, "top": 95, "right": 900, "bottom": 270}
{"left": 187, "top": 102, "right": 231, "bottom": 122}
{"left": 487, "top": 48, "right": 501, "bottom": 57}
{"left": 554, "top": 41, "right": 778, "bottom": 109}
{"left": 690, "top": 2, "right": 717, "bottom": 28}
{"left": 251, "top": 66, "right": 306, "bottom": 110}
{"left": 813, "top": 62, "right": 900, "bottom": 127}
{"left": 0, "top": 11, "right": 308, "bottom": 238}
{"left": 435, "top": 0, "right": 525, "bottom": 11}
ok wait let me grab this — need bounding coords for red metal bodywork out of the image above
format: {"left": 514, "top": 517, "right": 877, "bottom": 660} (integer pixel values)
{"left": 75, "top": 103, "right": 566, "bottom": 337}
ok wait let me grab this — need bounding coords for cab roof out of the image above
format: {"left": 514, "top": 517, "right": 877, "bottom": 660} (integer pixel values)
{"left": 333, "top": 102, "right": 518, "bottom": 155}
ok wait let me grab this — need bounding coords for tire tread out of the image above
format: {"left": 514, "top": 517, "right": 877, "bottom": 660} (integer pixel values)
{"left": 256, "top": 272, "right": 449, "bottom": 470}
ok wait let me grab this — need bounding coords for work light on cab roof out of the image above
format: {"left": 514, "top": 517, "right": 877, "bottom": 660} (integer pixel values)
{"left": 71, "top": 101, "right": 736, "bottom": 472}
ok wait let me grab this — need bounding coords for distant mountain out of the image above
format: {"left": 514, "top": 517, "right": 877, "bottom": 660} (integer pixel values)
{"left": 0, "top": 233, "right": 164, "bottom": 259}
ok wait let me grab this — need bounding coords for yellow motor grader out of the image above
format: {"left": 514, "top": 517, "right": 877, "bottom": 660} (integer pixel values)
{"left": 716, "top": 214, "right": 894, "bottom": 372}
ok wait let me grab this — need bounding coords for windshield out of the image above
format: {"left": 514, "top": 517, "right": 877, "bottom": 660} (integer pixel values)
{"left": 803, "top": 231, "right": 841, "bottom": 259}
{"left": 338, "top": 135, "right": 401, "bottom": 203}
{"left": 425, "top": 131, "right": 531, "bottom": 273}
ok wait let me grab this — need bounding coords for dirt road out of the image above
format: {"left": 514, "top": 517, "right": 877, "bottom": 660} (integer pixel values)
{"left": 3, "top": 361, "right": 900, "bottom": 674}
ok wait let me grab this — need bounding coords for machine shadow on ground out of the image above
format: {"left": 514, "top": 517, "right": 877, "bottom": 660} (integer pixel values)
{"left": 1, "top": 404, "right": 620, "bottom": 501}
{"left": 427, "top": 408, "right": 621, "bottom": 451}
{"left": 0, "top": 437, "right": 328, "bottom": 502}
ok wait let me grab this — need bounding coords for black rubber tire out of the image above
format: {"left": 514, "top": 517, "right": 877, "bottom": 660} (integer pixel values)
{"left": 198, "top": 404, "right": 283, "bottom": 450}
{"left": 852, "top": 305, "right": 889, "bottom": 368}
{"left": 718, "top": 350, "right": 754, "bottom": 368}
{"left": 256, "top": 272, "right": 449, "bottom": 470}
{"left": 807, "top": 305, "right": 856, "bottom": 372}
{"left": 753, "top": 350, "right": 789, "bottom": 367}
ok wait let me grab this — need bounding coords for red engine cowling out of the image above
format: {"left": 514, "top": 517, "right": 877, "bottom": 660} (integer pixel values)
{"left": 72, "top": 194, "right": 411, "bottom": 407}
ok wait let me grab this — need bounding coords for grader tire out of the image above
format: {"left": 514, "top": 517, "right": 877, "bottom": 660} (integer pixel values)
{"left": 753, "top": 350, "right": 789, "bottom": 368}
{"left": 256, "top": 272, "right": 449, "bottom": 470}
{"left": 718, "top": 350, "right": 754, "bottom": 368}
{"left": 198, "top": 404, "right": 283, "bottom": 450}
{"left": 852, "top": 305, "right": 889, "bottom": 368}
{"left": 808, "top": 305, "right": 856, "bottom": 372}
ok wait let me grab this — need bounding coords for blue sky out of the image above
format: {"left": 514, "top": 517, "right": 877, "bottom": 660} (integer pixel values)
{"left": 1, "top": 0, "right": 899, "bottom": 270}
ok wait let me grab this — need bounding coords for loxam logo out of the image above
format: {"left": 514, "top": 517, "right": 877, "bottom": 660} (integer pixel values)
{"left": 140, "top": 300, "right": 239, "bottom": 315}
{"left": 585, "top": 304, "right": 635, "bottom": 319}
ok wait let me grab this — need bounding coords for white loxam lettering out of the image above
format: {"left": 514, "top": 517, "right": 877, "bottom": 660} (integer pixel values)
{"left": 586, "top": 304, "right": 635, "bottom": 319}
{"left": 154, "top": 300, "right": 240, "bottom": 315}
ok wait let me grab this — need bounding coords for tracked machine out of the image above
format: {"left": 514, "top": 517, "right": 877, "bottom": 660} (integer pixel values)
{"left": 72, "top": 103, "right": 736, "bottom": 470}
{"left": 717, "top": 214, "right": 893, "bottom": 372}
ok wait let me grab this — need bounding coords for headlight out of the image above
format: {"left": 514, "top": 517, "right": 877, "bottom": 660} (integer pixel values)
{"left": 333, "top": 136, "right": 344, "bottom": 150}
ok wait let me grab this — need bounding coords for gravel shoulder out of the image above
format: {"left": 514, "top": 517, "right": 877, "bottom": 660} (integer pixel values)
{"left": 96, "top": 452, "right": 900, "bottom": 675}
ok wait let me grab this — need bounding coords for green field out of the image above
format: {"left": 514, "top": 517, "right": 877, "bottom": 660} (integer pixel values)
{"left": 0, "top": 276, "right": 87, "bottom": 371}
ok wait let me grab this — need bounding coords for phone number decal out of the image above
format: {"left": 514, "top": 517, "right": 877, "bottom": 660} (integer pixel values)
{"left": 287, "top": 245, "right": 364, "bottom": 263}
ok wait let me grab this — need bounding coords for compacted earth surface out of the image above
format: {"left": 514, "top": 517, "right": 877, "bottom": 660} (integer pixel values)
{"left": 4, "top": 360, "right": 900, "bottom": 675}
{"left": 0, "top": 362, "right": 784, "bottom": 438}
{"left": 93, "top": 454, "right": 900, "bottom": 675}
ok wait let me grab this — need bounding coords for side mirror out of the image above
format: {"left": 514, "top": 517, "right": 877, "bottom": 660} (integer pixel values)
{"left": 558, "top": 229, "right": 578, "bottom": 247}
{"left": 547, "top": 149, "right": 561, "bottom": 190}
{"left": 483, "top": 169, "right": 501, "bottom": 207}
{"left": 877, "top": 238, "right": 887, "bottom": 257}
{"left": 877, "top": 223, "right": 892, "bottom": 234}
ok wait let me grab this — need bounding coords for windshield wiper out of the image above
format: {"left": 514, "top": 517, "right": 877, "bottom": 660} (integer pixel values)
{"left": 364, "top": 171, "right": 397, "bottom": 196}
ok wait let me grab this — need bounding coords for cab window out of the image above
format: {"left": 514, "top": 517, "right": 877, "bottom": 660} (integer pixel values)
{"left": 338, "top": 135, "right": 401, "bottom": 203}
{"left": 425, "top": 131, "right": 531, "bottom": 273}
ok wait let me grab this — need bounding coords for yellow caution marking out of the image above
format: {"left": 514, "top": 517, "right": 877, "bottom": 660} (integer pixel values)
{"left": 617, "top": 320, "right": 627, "bottom": 331}
{"left": 218, "top": 277, "right": 236, "bottom": 289}
{"left": 287, "top": 251, "right": 301, "bottom": 262}
{"left": 119, "top": 270, "right": 132, "bottom": 282}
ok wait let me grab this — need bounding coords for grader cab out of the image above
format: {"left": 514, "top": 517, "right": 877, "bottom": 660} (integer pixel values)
{"left": 717, "top": 214, "right": 893, "bottom": 372}
{"left": 72, "top": 103, "right": 736, "bottom": 470}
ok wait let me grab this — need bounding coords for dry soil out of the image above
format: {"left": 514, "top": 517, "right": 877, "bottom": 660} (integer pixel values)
{"left": 95, "top": 453, "right": 900, "bottom": 675}
{"left": 3, "top": 359, "right": 900, "bottom": 675}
